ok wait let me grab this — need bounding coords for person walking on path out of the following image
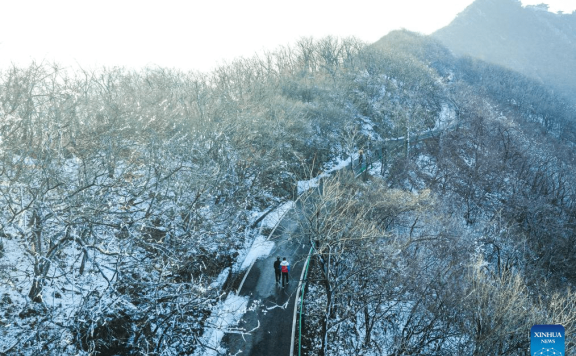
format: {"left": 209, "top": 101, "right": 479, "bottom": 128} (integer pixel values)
{"left": 273, "top": 257, "right": 281, "bottom": 284}
{"left": 280, "top": 257, "right": 290, "bottom": 287}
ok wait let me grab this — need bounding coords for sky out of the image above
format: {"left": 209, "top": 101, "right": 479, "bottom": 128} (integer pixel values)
{"left": 0, "top": 0, "right": 574, "bottom": 73}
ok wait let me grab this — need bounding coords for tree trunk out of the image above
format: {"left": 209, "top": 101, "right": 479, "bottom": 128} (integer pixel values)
{"left": 28, "top": 277, "right": 43, "bottom": 303}
{"left": 364, "top": 305, "right": 372, "bottom": 345}
{"left": 29, "top": 209, "right": 45, "bottom": 303}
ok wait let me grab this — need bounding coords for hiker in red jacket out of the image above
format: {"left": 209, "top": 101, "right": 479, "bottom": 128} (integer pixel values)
{"left": 280, "top": 257, "right": 290, "bottom": 287}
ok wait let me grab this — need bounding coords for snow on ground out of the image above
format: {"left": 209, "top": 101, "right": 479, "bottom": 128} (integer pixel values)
{"left": 210, "top": 267, "right": 231, "bottom": 290}
{"left": 0, "top": 237, "right": 29, "bottom": 317}
{"left": 368, "top": 161, "right": 383, "bottom": 177}
{"left": 193, "top": 293, "right": 249, "bottom": 356}
{"left": 324, "top": 156, "right": 352, "bottom": 173}
{"left": 260, "top": 201, "right": 294, "bottom": 230}
{"left": 435, "top": 103, "right": 457, "bottom": 130}
{"left": 297, "top": 176, "right": 322, "bottom": 195}
{"left": 415, "top": 154, "right": 437, "bottom": 177}
{"left": 239, "top": 235, "right": 275, "bottom": 271}
{"left": 297, "top": 157, "right": 350, "bottom": 195}
{"left": 234, "top": 201, "right": 295, "bottom": 273}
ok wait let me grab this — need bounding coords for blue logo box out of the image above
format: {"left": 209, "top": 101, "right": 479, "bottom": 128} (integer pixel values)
{"left": 531, "top": 324, "right": 565, "bottom": 356}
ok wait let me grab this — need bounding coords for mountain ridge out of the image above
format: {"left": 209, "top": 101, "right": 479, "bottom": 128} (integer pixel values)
{"left": 432, "top": 0, "right": 576, "bottom": 103}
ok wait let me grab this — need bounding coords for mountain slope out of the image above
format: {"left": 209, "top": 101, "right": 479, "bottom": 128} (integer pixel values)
{"left": 433, "top": 0, "right": 576, "bottom": 103}
{"left": 2, "top": 32, "right": 576, "bottom": 355}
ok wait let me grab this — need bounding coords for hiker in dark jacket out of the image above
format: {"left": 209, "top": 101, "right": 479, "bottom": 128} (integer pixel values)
{"left": 280, "top": 257, "right": 290, "bottom": 287}
{"left": 273, "top": 257, "right": 281, "bottom": 284}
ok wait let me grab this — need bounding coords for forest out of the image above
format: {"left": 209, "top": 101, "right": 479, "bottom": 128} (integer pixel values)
{"left": 1, "top": 30, "right": 576, "bottom": 355}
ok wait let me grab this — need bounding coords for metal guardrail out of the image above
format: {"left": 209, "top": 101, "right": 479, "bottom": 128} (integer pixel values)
{"left": 352, "top": 140, "right": 403, "bottom": 177}
{"left": 351, "top": 126, "right": 456, "bottom": 176}
{"left": 293, "top": 125, "right": 460, "bottom": 354}
{"left": 296, "top": 247, "right": 313, "bottom": 356}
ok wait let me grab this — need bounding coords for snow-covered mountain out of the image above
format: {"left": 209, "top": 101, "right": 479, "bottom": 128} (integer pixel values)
{"left": 1, "top": 31, "right": 575, "bottom": 355}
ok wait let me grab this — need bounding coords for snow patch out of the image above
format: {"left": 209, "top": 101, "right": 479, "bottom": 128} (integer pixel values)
{"left": 435, "top": 103, "right": 457, "bottom": 130}
{"left": 297, "top": 157, "right": 350, "bottom": 195}
{"left": 210, "top": 267, "right": 231, "bottom": 290}
{"left": 194, "top": 293, "right": 249, "bottom": 356}
{"left": 239, "top": 235, "right": 274, "bottom": 271}
{"left": 260, "top": 201, "right": 294, "bottom": 229}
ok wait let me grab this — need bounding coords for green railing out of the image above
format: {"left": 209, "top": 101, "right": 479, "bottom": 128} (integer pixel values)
{"left": 298, "top": 247, "right": 314, "bottom": 356}
{"left": 295, "top": 127, "right": 459, "bottom": 354}
{"left": 352, "top": 128, "right": 451, "bottom": 176}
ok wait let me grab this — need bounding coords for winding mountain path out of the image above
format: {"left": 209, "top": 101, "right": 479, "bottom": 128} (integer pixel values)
{"left": 221, "top": 115, "right": 459, "bottom": 355}
{"left": 222, "top": 203, "right": 309, "bottom": 355}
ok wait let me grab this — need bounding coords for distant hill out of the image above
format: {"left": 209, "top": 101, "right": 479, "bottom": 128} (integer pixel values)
{"left": 433, "top": 0, "right": 576, "bottom": 104}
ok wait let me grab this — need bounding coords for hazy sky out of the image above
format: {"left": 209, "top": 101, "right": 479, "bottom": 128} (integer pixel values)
{"left": 1, "top": 0, "right": 574, "bottom": 73}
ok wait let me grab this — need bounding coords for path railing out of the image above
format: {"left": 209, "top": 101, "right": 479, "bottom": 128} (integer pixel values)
{"left": 298, "top": 247, "right": 313, "bottom": 356}
{"left": 351, "top": 125, "right": 458, "bottom": 176}
{"left": 293, "top": 124, "right": 459, "bottom": 354}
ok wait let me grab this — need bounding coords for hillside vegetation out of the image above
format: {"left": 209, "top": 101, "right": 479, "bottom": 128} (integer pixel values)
{"left": 1, "top": 31, "right": 575, "bottom": 355}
